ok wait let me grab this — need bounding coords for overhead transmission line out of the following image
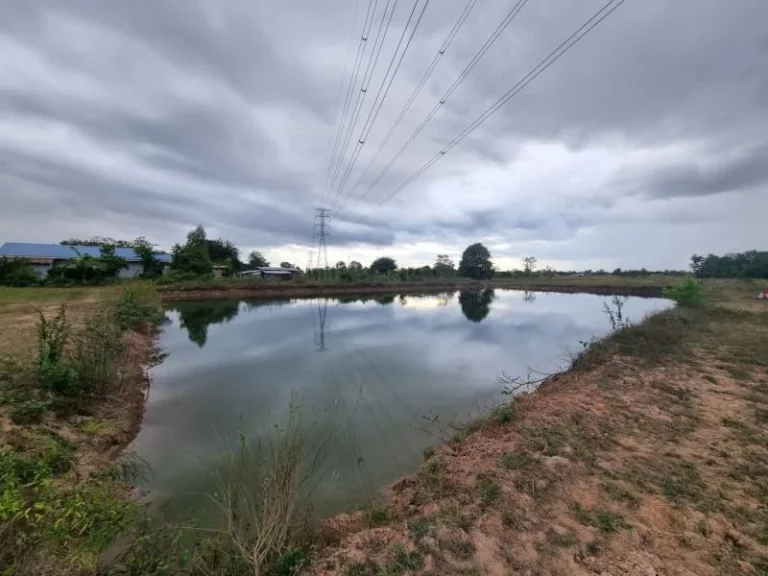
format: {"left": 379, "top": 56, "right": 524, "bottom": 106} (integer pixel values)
{"left": 331, "top": 0, "right": 478, "bottom": 214}
{"left": 328, "top": 0, "right": 431, "bottom": 210}
{"left": 321, "top": 0, "right": 379, "bottom": 208}
{"left": 325, "top": 0, "right": 401, "bottom": 203}
{"left": 353, "top": 0, "right": 628, "bottom": 225}
{"left": 336, "top": 0, "right": 529, "bottom": 217}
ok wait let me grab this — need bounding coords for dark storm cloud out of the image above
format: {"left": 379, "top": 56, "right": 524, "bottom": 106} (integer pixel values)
{"left": 0, "top": 0, "right": 767, "bottom": 265}
{"left": 625, "top": 143, "right": 768, "bottom": 200}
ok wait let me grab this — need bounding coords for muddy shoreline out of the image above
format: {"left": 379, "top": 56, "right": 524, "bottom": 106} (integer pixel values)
{"left": 158, "top": 282, "right": 665, "bottom": 301}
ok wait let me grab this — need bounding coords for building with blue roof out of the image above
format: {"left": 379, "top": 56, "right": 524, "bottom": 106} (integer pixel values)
{"left": 0, "top": 242, "right": 172, "bottom": 279}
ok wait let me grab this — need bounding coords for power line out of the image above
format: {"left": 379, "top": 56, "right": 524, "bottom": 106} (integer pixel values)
{"left": 326, "top": 0, "right": 400, "bottom": 200}
{"left": 334, "top": 0, "right": 477, "bottom": 215}
{"left": 339, "top": 0, "right": 529, "bottom": 215}
{"left": 356, "top": 0, "right": 628, "bottom": 222}
{"left": 321, "top": 0, "right": 379, "bottom": 207}
{"left": 329, "top": 0, "right": 431, "bottom": 209}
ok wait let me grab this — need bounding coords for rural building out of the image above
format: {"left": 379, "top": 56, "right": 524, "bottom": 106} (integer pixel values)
{"left": 0, "top": 242, "right": 172, "bottom": 278}
{"left": 240, "top": 266, "right": 300, "bottom": 281}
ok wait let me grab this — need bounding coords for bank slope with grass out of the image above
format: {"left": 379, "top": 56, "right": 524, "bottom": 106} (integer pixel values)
{"left": 311, "top": 281, "right": 768, "bottom": 575}
{"left": 157, "top": 274, "right": 679, "bottom": 301}
{"left": 0, "top": 285, "right": 164, "bottom": 575}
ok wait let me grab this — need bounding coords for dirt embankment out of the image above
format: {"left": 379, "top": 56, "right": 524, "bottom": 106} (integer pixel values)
{"left": 311, "top": 301, "right": 768, "bottom": 575}
{"left": 158, "top": 281, "right": 665, "bottom": 302}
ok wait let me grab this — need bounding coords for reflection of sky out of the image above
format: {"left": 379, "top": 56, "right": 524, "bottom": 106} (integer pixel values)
{"left": 131, "top": 290, "right": 671, "bottom": 520}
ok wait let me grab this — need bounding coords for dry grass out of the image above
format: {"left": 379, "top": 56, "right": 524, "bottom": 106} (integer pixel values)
{"left": 0, "top": 286, "right": 114, "bottom": 358}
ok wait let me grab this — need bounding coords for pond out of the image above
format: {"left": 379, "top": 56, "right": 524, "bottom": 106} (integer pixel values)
{"left": 130, "top": 289, "right": 671, "bottom": 521}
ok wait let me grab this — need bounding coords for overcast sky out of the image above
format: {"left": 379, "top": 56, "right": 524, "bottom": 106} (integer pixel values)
{"left": 1, "top": 0, "right": 766, "bottom": 270}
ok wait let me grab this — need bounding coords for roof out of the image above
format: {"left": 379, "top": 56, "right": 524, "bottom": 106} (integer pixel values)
{"left": 0, "top": 242, "right": 172, "bottom": 263}
{"left": 256, "top": 267, "right": 300, "bottom": 273}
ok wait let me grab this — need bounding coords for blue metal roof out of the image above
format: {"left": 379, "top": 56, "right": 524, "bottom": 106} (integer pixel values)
{"left": 0, "top": 242, "right": 172, "bottom": 263}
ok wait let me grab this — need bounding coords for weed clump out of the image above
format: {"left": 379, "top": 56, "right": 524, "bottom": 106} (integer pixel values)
{"left": 663, "top": 279, "right": 705, "bottom": 307}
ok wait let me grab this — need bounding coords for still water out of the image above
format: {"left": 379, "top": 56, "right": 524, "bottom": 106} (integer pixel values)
{"left": 131, "top": 289, "right": 670, "bottom": 520}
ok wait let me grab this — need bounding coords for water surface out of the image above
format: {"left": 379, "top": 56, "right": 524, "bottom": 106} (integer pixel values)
{"left": 131, "top": 289, "right": 670, "bottom": 520}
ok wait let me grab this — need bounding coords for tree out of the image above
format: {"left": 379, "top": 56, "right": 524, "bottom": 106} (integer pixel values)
{"left": 132, "top": 236, "right": 161, "bottom": 277}
{"left": 207, "top": 238, "right": 241, "bottom": 272}
{"left": 99, "top": 244, "right": 128, "bottom": 279}
{"left": 522, "top": 256, "right": 537, "bottom": 275}
{"left": 335, "top": 261, "right": 347, "bottom": 269}
{"left": 434, "top": 254, "right": 455, "bottom": 276}
{"left": 458, "top": 243, "right": 493, "bottom": 280}
{"left": 61, "top": 237, "right": 133, "bottom": 247}
{"left": 171, "top": 226, "right": 213, "bottom": 276}
{"left": 370, "top": 257, "right": 397, "bottom": 275}
{"left": 349, "top": 261, "right": 363, "bottom": 271}
{"left": 247, "top": 251, "right": 269, "bottom": 269}
{"left": 690, "top": 254, "right": 705, "bottom": 278}
{"left": 280, "top": 261, "right": 294, "bottom": 268}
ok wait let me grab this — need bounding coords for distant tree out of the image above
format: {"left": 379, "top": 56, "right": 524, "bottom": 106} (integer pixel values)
{"left": 171, "top": 226, "right": 213, "bottom": 276}
{"left": 61, "top": 237, "right": 133, "bottom": 248}
{"left": 132, "top": 236, "right": 161, "bottom": 277}
{"left": 458, "top": 243, "right": 494, "bottom": 280}
{"left": 434, "top": 254, "right": 455, "bottom": 276}
{"left": 370, "top": 257, "right": 397, "bottom": 275}
{"left": 522, "top": 256, "right": 537, "bottom": 275}
{"left": 280, "top": 261, "right": 294, "bottom": 268}
{"left": 349, "top": 261, "right": 363, "bottom": 271}
{"left": 99, "top": 244, "right": 128, "bottom": 279}
{"left": 336, "top": 261, "right": 347, "bottom": 269}
{"left": 459, "top": 289, "right": 495, "bottom": 322}
{"left": 690, "top": 254, "right": 705, "bottom": 278}
{"left": 207, "top": 238, "right": 240, "bottom": 272}
{"left": 247, "top": 251, "right": 269, "bottom": 269}
{"left": 66, "top": 248, "right": 100, "bottom": 284}
{"left": 612, "top": 268, "right": 622, "bottom": 276}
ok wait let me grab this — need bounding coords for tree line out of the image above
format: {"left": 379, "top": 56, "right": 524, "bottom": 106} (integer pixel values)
{"left": 690, "top": 251, "right": 768, "bottom": 279}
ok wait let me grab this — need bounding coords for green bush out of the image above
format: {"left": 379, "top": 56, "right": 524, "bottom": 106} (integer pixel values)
{"left": 71, "top": 308, "right": 124, "bottom": 396}
{"left": 115, "top": 287, "right": 164, "bottom": 330}
{"left": 663, "top": 279, "right": 705, "bottom": 307}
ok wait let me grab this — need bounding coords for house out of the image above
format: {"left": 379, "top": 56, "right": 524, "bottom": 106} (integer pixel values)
{"left": 0, "top": 242, "right": 172, "bottom": 279}
{"left": 240, "top": 266, "right": 300, "bottom": 281}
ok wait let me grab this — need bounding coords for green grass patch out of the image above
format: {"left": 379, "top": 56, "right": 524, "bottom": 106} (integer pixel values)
{"left": 477, "top": 475, "right": 501, "bottom": 508}
{"left": 570, "top": 502, "right": 630, "bottom": 533}
{"left": 501, "top": 451, "right": 535, "bottom": 470}
{"left": 365, "top": 505, "right": 391, "bottom": 528}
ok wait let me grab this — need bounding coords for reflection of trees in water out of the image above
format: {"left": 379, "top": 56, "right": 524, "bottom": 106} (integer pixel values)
{"left": 523, "top": 290, "right": 536, "bottom": 303}
{"left": 458, "top": 289, "right": 495, "bottom": 323}
{"left": 166, "top": 300, "right": 241, "bottom": 347}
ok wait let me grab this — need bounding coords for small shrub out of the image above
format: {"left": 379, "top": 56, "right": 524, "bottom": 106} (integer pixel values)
{"left": 272, "top": 547, "right": 306, "bottom": 576}
{"left": 663, "top": 279, "right": 705, "bottom": 307}
{"left": 10, "top": 400, "right": 50, "bottom": 425}
{"left": 365, "top": 505, "right": 391, "bottom": 527}
{"left": 70, "top": 307, "right": 124, "bottom": 396}
{"left": 38, "top": 359, "right": 79, "bottom": 395}
{"left": 501, "top": 451, "right": 534, "bottom": 470}
{"left": 115, "top": 287, "right": 164, "bottom": 331}
{"left": 478, "top": 476, "right": 501, "bottom": 508}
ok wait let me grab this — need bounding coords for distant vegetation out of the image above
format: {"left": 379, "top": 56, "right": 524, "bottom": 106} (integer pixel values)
{"left": 690, "top": 251, "right": 768, "bottom": 279}
{"left": 5, "top": 225, "right": 767, "bottom": 289}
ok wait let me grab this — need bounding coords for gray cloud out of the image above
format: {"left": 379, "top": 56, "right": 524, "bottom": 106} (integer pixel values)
{"left": 1, "top": 0, "right": 767, "bottom": 268}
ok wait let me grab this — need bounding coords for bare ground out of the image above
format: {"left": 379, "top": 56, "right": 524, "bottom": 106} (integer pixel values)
{"left": 311, "top": 291, "right": 768, "bottom": 575}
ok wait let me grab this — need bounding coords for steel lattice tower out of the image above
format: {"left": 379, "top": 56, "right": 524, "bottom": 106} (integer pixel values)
{"left": 313, "top": 207, "right": 331, "bottom": 270}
